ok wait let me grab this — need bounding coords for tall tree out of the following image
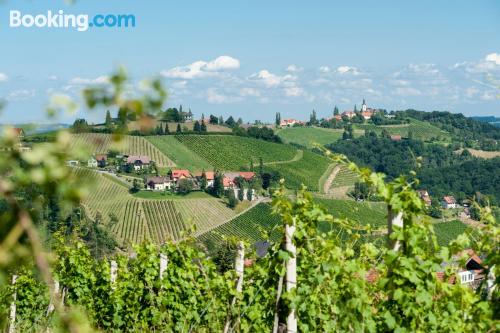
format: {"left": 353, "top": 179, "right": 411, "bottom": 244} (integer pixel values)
{"left": 105, "top": 110, "right": 112, "bottom": 127}
{"left": 200, "top": 120, "right": 207, "bottom": 132}
{"left": 176, "top": 123, "right": 182, "bottom": 133}
{"left": 164, "top": 123, "right": 170, "bottom": 135}
{"left": 193, "top": 120, "right": 201, "bottom": 132}
{"left": 333, "top": 106, "right": 339, "bottom": 116}
{"left": 275, "top": 112, "right": 281, "bottom": 127}
{"left": 219, "top": 115, "right": 224, "bottom": 124}
{"left": 259, "top": 157, "right": 264, "bottom": 177}
{"left": 310, "top": 109, "right": 317, "bottom": 125}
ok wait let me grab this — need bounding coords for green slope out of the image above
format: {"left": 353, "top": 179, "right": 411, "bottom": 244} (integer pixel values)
{"left": 277, "top": 127, "right": 346, "bottom": 148}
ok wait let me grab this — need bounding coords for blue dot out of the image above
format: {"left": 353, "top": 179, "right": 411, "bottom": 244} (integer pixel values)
{"left": 89, "top": 22, "right": 93, "bottom": 27}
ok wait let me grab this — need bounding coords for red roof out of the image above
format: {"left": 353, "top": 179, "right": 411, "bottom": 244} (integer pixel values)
{"left": 13, "top": 128, "right": 24, "bottom": 136}
{"left": 443, "top": 196, "right": 456, "bottom": 204}
{"left": 390, "top": 135, "right": 402, "bottom": 141}
{"left": 171, "top": 169, "right": 191, "bottom": 179}
{"left": 223, "top": 177, "right": 234, "bottom": 187}
{"left": 126, "top": 155, "right": 150, "bottom": 164}
{"left": 239, "top": 172, "right": 255, "bottom": 180}
{"left": 194, "top": 171, "right": 215, "bottom": 180}
{"left": 96, "top": 154, "right": 107, "bottom": 161}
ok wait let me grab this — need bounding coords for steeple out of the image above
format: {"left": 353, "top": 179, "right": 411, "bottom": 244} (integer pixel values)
{"left": 362, "top": 98, "right": 367, "bottom": 112}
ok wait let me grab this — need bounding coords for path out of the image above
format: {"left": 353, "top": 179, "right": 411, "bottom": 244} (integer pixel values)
{"left": 322, "top": 165, "right": 341, "bottom": 194}
{"left": 263, "top": 149, "right": 303, "bottom": 165}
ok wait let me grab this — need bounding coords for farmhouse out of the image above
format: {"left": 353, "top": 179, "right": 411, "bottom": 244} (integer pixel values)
{"left": 126, "top": 155, "right": 151, "bottom": 170}
{"left": 441, "top": 196, "right": 457, "bottom": 209}
{"left": 341, "top": 111, "right": 356, "bottom": 119}
{"left": 390, "top": 135, "right": 402, "bottom": 141}
{"left": 280, "top": 119, "right": 302, "bottom": 127}
{"left": 146, "top": 176, "right": 173, "bottom": 191}
{"left": 170, "top": 169, "right": 192, "bottom": 181}
{"left": 87, "top": 157, "right": 98, "bottom": 168}
{"left": 13, "top": 128, "right": 25, "bottom": 139}
{"left": 194, "top": 171, "right": 215, "bottom": 187}
{"left": 436, "top": 249, "right": 487, "bottom": 290}
{"left": 417, "top": 190, "right": 432, "bottom": 206}
{"left": 360, "top": 99, "right": 377, "bottom": 120}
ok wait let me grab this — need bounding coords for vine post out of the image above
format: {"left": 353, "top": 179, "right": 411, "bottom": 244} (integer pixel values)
{"left": 387, "top": 206, "right": 404, "bottom": 251}
{"left": 285, "top": 220, "right": 297, "bottom": 333}
{"left": 46, "top": 279, "right": 60, "bottom": 315}
{"left": 110, "top": 260, "right": 118, "bottom": 288}
{"left": 224, "top": 241, "right": 245, "bottom": 333}
{"left": 159, "top": 253, "right": 168, "bottom": 280}
{"left": 8, "top": 275, "right": 17, "bottom": 333}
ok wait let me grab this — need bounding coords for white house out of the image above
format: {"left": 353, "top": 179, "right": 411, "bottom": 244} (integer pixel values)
{"left": 87, "top": 157, "right": 98, "bottom": 168}
{"left": 146, "top": 176, "right": 173, "bottom": 191}
{"left": 441, "top": 196, "right": 457, "bottom": 209}
{"left": 126, "top": 155, "right": 151, "bottom": 171}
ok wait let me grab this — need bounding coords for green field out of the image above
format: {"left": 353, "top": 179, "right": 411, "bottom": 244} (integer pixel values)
{"left": 146, "top": 135, "right": 213, "bottom": 171}
{"left": 433, "top": 220, "right": 469, "bottom": 246}
{"left": 176, "top": 135, "right": 298, "bottom": 170}
{"left": 277, "top": 127, "right": 345, "bottom": 148}
{"left": 265, "top": 150, "right": 331, "bottom": 191}
{"left": 356, "top": 118, "right": 450, "bottom": 142}
{"left": 198, "top": 203, "right": 281, "bottom": 252}
{"left": 314, "top": 198, "right": 387, "bottom": 228}
{"left": 132, "top": 190, "right": 212, "bottom": 200}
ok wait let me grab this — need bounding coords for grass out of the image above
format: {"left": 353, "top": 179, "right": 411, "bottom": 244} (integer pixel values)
{"left": 355, "top": 118, "right": 450, "bottom": 142}
{"left": 314, "top": 198, "right": 387, "bottom": 228}
{"left": 146, "top": 135, "right": 213, "bottom": 171}
{"left": 277, "top": 127, "right": 345, "bottom": 148}
{"left": 176, "top": 135, "right": 298, "bottom": 171}
{"left": 132, "top": 190, "right": 212, "bottom": 200}
{"left": 265, "top": 150, "right": 331, "bottom": 191}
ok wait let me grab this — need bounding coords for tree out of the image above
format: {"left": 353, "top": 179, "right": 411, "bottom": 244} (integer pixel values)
{"left": 238, "top": 188, "right": 244, "bottom": 201}
{"left": 246, "top": 188, "right": 253, "bottom": 201}
{"left": 130, "top": 179, "right": 141, "bottom": 194}
{"left": 470, "top": 204, "right": 481, "bottom": 221}
{"left": 105, "top": 110, "right": 112, "bottom": 128}
{"left": 193, "top": 120, "right": 201, "bottom": 132}
{"left": 353, "top": 181, "right": 370, "bottom": 200}
{"left": 219, "top": 115, "right": 224, "bottom": 124}
{"left": 227, "top": 190, "right": 238, "bottom": 208}
{"left": 333, "top": 106, "right": 339, "bottom": 116}
{"left": 176, "top": 123, "right": 182, "bottom": 133}
{"left": 250, "top": 160, "right": 254, "bottom": 172}
{"left": 225, "top": 116, "right": 236, "bottom": 127}
{"left": 354, "top": 104, "right": 358, "bottom": 112}
{"left": 310, "top": 109, "right": 317, "bottom": 125}
{"left": 428, "top": 201, "right": 443, "bottom": 218}
{"left": 164, "top": 123, "right": 170, "bottom": 135}
{"left": 177, "top": 178, "right": 194, "bottom": 194}
{"left": 259, "top": 157, "right": 264, "bottom": 177}
{"left": 237, "top": 118, "right": 243, "bottom": 126}
{"left": 209, "top": 115, "right": 219, "bottom": 124}
{"left": 275, "top": 112, "right": 281, "bottom": 127}
{"left": 200, "top": 171, "right": 208, "bottom": 191}
{"left": 71, "top": 119, "right": 90, "bottom": 133}
{"left": 212, "top": 172, "right": 224, "bottom": 197}
{"left": 200, "top": 120, "right": 207, "bottom": 132}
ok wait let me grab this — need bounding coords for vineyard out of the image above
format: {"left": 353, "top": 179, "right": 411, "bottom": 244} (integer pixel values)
{"left": 356, "top": 118, "right": 450, "bottom": 142}
{"left": 433, "top": 220, "right": 469, "bottom": 246}
{"left": 330, "top": 165, "right": 359, "bottom": 188}
{"left": 74, "top": 168, "right": 235, "bottom": 246}
{"left": 314, "top": 198, "right": 387, "bottom": 228}
{"left": 69, "top": 133, "right": 175, "bottom": 167}
{"left": 145, "top": 135, "right": 213, "bottom": 171}
{"left": 277, "top": 127, "right": 345, "bottom": 148}
{"left": 175, "top": 135, "right": 298, "bottom": 170}
{"left": 265, "top": 150, "right": 331, "bottom": 191}
{"left": 198, "top": 203, "right": 281, "bottom": 252}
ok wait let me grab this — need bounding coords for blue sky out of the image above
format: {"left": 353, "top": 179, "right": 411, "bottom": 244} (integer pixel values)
{"left": 0, "top": 0, "right": 499, "bottom": 124}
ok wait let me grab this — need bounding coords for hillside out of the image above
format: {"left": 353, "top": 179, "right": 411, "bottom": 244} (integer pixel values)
{"left": 75, "top": 168, "right": 236, "bottom": 246}
{"left": 69, "top": 133, "right": 175, "bottom": 167}
{"left": 175, "top": 135, "right": 298, "bottom": 170}
{"left": 277, "top": 127, "right": 350, "bottom": 148}
{"left": 355, "top": 118, "right": 450, "bottom": 142}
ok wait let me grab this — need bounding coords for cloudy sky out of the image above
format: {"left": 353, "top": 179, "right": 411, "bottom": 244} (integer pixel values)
{"left": 0, "top": 0, "right": 499, "bottom": 124}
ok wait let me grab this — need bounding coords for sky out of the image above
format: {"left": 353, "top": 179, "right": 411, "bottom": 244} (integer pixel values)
{"left": 0, "top": 0, "right": 499, "bottom": 124}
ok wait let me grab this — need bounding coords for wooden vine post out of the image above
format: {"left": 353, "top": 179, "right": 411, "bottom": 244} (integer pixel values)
{"left": 8, "top": 275, "right": 17, "bottom": 333}
{"left": 46, "top": 279, "right": 60, "bottom": 315}
{"left": 224, "top": 241, "right": 245, "bottom": 333}
{"left": 387, "top": 206, "right": 404, "bottom": 251}
{"left": 285, "top": 220, "right": 297, "bottom": 333}
{"left": 110, "top": 260, "right": 118, "bottom": 289}
{"left": 159, "top": 253, "right": 168, "bottom": 280}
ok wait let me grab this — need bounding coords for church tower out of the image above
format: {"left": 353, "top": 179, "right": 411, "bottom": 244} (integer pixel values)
{"left": 361, "top": 98, "right": 367, "bottom": 112}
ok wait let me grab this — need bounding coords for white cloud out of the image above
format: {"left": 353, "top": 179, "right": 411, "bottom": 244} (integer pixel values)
{"left": 318, "top": 66, "right": 331, "bottom": 73}
{"left": 465, "top": 87, "right": 479, "bottom": 97}
{"left": 7, "top": 89, "right": 36, "bottom": 101}
{"left": 393, "top": 87, "right": 422, "bottom": 96}
{"left": 485, "top": 53, "right": 500, "bottom": 66}
{"left": 161, "top": 55, "right": 240, "bottom": 79}
{"left": 480, "top": 91, "right": 496, "bottom": 101}
{"left": 0, "top": 73, "right": 8, "bottom": 82}
{"left": 336, "top": 66, "right": 359, "bottom": 75}
{"left": 206, "top": 88, "right": 241, "bottom": 104}
{"left": 48, "top": 75, "right": 58, "bottom": 81}
{"left": 239, "top": 87, "right": 261, "bottom": 97}
{"left": 69, "top": 75, "right": 109, "bottom": 85}
{"left": 286, "top": 64, "right": 303, "bottom": 72}
{"left": 284, "top": 86, "right": 304, "bottom": 97}
{"left": 248, "top": 70, "right": 296, "bottom": 87}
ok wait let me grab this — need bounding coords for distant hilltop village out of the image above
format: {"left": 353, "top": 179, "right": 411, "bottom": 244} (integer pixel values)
{"left": 278, "top": 99, "right": 389, "bottom": 127}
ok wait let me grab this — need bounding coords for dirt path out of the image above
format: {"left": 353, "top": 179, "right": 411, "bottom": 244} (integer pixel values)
{"left": 322, "top": 165, "right": 341, "bottom": 194}
{"left": 263, "top": 149, "right": 303, "bottom": 165}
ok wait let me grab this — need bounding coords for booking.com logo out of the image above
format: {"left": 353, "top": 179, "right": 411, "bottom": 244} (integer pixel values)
{"left": 9, "top": 10, "right": 136, "bottom": 32}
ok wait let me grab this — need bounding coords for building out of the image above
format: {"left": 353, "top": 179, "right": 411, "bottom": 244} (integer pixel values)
{"left": 341, "top": 111, "right": 356, "bottom": 119}
{"left": 437, "top": 250, "right": 486, "bottom": 290}
{"left": 13, "top": 128, "right": 25, "bottom": 139}
{"left": 390, "top": 135, "right": 402, "bottom": 141}
{"left": 87, "top": 157, "right": 98, "bottom": 168}
{"left": 417, "top": 190, "right": 432, "bottom": 206}
{"left": 96, "top": 154, "right": 107, "bottom": 168}
{"left": 194, "top": 171, "right": 215, "bottom": 188}
{"left": 126, "top": 155, "right": 151, "bottom": 171}
{"left": 146, "top": 176, "right": 173, "bottom": 191}
{"left": 441, "top": 196, "right": 457, "bottom": 209}
{"left": 66, "top": 160, "right": 79, "bottom": 167}
{"left": 280, "top": 119, "right": 302, "bottom": 127}
{"left": 170, "top": 169, "right": 191, "bottom": 181}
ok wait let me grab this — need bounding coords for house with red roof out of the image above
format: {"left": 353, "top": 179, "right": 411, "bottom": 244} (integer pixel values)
{"left": 280, "top": 119, "right": 303, "bottom": 127}
{"left": 441, "top": 195, "right": 457, "bottom": 209}
{"left": 126, "top": 155, "right": 151, "bottom": 171}
{"left": 170, "top": 169, "right": 192, "bottom": 181}
{"left": 417, "top": 190, "right": 432, "bottom": 206}
{"left": 194, "top": 171, "right": 215, "bottom": 187}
